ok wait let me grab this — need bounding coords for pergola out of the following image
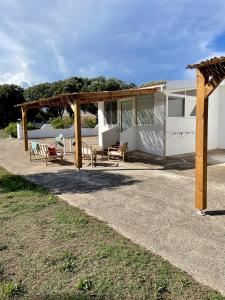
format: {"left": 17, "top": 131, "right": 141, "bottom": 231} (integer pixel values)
{"left": 15, "top": 87, "right": 156, "bottom": 169}
{"left": 187, "top": 56, "right": 225, "bottom": 212}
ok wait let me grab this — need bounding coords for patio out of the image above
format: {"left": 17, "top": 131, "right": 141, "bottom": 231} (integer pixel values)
{"left": 1, "top": 138, "right": 225, "bottom": 294}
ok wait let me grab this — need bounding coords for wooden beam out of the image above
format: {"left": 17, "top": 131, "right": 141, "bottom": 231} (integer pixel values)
{"left": 15, "top": 87, "right": 157, "bottom": 110}
{"left": 205, "top": 74, "right": 225, "bottom": 97}
{"left": 21, "top": 107, "right": 28, "bottom": 152}
{"left": 195, "top": 69, "right": 209, "bottom": 211}
{"left": 70, "top": 100, "right": 82, "bottom": 169}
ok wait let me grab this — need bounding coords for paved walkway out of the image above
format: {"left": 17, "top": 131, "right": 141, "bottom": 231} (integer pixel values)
{"left": 1, "top": 138, "right": 225, "bottom": 294}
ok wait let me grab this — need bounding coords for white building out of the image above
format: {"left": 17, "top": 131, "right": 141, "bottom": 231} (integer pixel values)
{"left": 98, "top": 80, "right": 225, "bottom": 156}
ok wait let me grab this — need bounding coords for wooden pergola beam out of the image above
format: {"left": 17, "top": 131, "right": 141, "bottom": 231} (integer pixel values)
{"left": 187, "top": 56, "right": 225, "bottom": 212}
{"left": 195, "top": 69, "right": 208, "bottom": 210}
{"left": 70, "top": 99, "right": 82, "bottom": 169}
{"left": 21, "top": 107, "right": 28, "bottom": 152}
{"left": 15, "top": 87, "right": 157, "bottom": 110}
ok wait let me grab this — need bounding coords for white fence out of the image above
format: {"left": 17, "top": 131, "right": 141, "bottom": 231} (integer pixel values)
{"left": 17, "top": 123, "right": 98, "bottom": 139}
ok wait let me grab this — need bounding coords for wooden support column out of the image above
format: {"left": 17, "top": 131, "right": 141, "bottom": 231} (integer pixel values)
{"left": 21, "top": 107, "right": 28, "bottom": 152}
{"left": 71, "top": 99, "right": 82, "bottom": 169}
{"left": 195, "top": 69, "right": 209, "bottom": 211}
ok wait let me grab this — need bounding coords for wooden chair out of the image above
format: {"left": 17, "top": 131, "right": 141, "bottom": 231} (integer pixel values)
{"left": 72, "top": 141, "right": 97, "bottom": 167}
{"left": 108, "top": 142, "right": 128, "bottom": 163}
{"left": 82, "top": 142, "right": 97, "bottom": 166}
{"left": 29, "top": 142, "right": 63, "bottom": 166}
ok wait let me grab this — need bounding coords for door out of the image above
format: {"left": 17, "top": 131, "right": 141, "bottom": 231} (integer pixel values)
{"left": 121, "top": 100, "right": 134, "bottom": 132}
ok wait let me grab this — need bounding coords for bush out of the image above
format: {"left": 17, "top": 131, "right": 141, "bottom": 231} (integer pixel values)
{"left": 83, "top": 117, "right": 97, "bottom": 128}
{"left": 51, "top": 117, "right": 73, "bottom": 129}
{"left": 4, "top": 122, "right": 38, "bottom": 138}
{"left": 27, "top": 122, "right": 38, "bottom": 130}
{"left": 4, "top": 122, "right": 17, "bottom": 138}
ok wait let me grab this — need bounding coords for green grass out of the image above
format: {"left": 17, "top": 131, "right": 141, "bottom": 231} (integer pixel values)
{"left": 0, "top": 167, "right": 224, "bottom": 299}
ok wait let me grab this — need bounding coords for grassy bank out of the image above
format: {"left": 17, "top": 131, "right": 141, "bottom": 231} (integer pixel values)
{"left": 0, "top": 167, "right": 224, "bottom": 299}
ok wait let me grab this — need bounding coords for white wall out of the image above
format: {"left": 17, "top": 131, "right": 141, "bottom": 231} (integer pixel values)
{"left": 17, "top": 123, "right": 98, "bottom": 139}
{"left": 217, "top": 86, "right": 225, "bottom": 148}
{"left": 136, "top": 93, "right": 165, "bottom": 156}
{"left": 101, "top": 127, "right": 120, "bottom": 149}
{"left": 208, "top": 88, "right": 220, "bottom": 149}
{"left": 166, "top": 118, "right": 195, "bottom": 156}
{"left": 120, "top": 126, "right": 137, "bottom": 151}
{"left": 165, "top": 86, "right": 221, "bottom": 156}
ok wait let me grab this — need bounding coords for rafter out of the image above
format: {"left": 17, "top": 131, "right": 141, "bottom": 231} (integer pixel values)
{"left": 15, "top": 87, "right": 157, "bottom": 110}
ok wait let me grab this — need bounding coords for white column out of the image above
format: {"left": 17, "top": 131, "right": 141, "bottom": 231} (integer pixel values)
{"left": 17, "top": 123, "right": 23, "bottom": 140}
{"left": 98, "top": 101, "right": 105, "bottom": 149}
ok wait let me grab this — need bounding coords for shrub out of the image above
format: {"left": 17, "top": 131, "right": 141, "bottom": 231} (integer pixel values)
{"left": 27, "top": 122, "right": 38, "bottom": 130}
{"left": 4, "top": 122, "right": 17, "bottom": 138}
{"left": 51, "top": 117, "right": 73, "bottom": 129}
{"left": 4, "top": 122, "right": 38, "bottom": 138}
{"left": 83, "top": 117, "right": 97, "bottom": 128}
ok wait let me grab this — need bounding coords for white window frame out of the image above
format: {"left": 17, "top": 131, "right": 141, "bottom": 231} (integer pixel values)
{"left": 166, "top": 92, "right": 196, "bottom": 118}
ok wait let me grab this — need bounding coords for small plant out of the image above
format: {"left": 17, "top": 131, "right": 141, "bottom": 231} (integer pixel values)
{"left": 4, "top": 122, "right": 17, "bottom": 138}
{"left": 51, "top": 117, "right": 73, "bottom": 129}
{"left": 75, "top": 278, "right": 92, "bottom": 291}
{"left": 57, "top": 251, "right": 77, "bottom": 273}
{"left": 0, "top": 281, "right": 24, "bottom": 298}
{"left": 83, "top": 117, "right": 97, "bottom": 128}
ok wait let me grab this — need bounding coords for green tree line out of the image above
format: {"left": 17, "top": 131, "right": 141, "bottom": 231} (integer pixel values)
{"left": 0, "top": 76, "right": 135, "bottom": 128}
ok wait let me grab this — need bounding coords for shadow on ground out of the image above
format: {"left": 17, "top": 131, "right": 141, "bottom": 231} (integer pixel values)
{"left": 128, "top": 150, "right": 225, "bottom": 171}
{"left": 205, "top": 210, "right": 225, "bottom": 216}
{"left": 26, "top": 169, "right": 141, "bottom": 196}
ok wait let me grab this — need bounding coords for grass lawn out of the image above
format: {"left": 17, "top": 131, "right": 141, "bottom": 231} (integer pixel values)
{"left": 0, "top": 167, "right": 224, "bottom": 299}
{"left": 0, "top": 129, "right": 7, "bottom": 139}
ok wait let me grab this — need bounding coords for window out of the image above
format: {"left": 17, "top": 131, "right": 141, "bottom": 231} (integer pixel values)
{"left": 137, "top": 95, "right": 154, "bottom": 125}
{"left": 168, "top": 96, "right": 185, "bottom": 117}
{"left": 104, "top": 101, "right": 117, "bottom": 124}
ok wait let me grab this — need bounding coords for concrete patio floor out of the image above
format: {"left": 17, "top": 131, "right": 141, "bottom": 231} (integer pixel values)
{"left": 1, "top": 138, "right": 225, "bottom": 294}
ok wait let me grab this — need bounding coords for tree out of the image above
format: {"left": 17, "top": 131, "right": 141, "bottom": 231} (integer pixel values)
{"left": 0, "top": 84, "right": 24, "bottom": 128}
{"left": 23, "top": 76, "right": 136, "bottom": 121}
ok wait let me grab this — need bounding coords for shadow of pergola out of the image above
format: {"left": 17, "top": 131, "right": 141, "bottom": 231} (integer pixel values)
{"left": 26, "top": 168, "right": 141, "bottom": 196}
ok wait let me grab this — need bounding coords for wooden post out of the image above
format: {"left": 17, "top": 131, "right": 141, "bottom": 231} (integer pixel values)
{"left": 72, "top": 99, "right": 82, "bottom": 169}
{"left": 22, "top": 107, "right": 28, "bottom": 152}
{"left": 195, "top": 69, "right": 208, "bottom": 211}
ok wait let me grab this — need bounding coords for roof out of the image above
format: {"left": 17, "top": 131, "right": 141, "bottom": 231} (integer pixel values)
{"left": 139, "top": 80, "right": 166, "bottom": 88}
{"left": 187, "top": 56, "right": 225, "bottom": 69}
{"left": 165, "top": 80, "right": 196, "bottom": 90}
{"left": 15, "top": 87, "right": 157, "bottom": 110}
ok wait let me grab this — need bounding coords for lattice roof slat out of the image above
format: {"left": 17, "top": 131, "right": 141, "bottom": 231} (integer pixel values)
{"left": 15, "top": 87, "right": 157, "bottom": 110}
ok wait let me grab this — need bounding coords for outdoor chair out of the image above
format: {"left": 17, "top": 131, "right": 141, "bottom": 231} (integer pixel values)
{"left": 72, "top": 141, "right": 97, "bottom": 167}
{"left": 54, "top": 134, "right": 65, "bottom": 154}
{"left": 108, "top": 142, "right": 128, "bottom": 163}
{"left": 29, "top": 141, "right": 64, "bottom": 166}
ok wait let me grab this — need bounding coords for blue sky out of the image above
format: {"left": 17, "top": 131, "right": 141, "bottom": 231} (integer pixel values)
{"left": 0, "top": 0, "right": 225, "bottom": 87}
